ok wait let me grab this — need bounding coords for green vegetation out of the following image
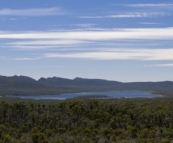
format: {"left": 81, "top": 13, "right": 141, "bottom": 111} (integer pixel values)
{"left": 0, "top": 98, "right": 173, "bottom": 142}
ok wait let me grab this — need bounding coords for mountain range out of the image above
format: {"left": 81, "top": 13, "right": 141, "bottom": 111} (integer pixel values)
{"left": 0, "top": 75, "right": 173, "bottom": 96}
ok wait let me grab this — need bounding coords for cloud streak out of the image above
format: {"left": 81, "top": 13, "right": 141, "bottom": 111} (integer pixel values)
{"left": 140, "top": 22, "right": 160, "bottom": 25}
{"left": 0, "top": 7, "right": 63, "bottom": 16}
{"left": 1, "top": 27, "right": 173, "bottom": 41}
{"left": 44, "top": 48, "right": 173, "bottom": 61}
{"left": 80, "top": 12, "right": 167, "bottom": 19}
{"left": 126, "top": 3, "right": 173, "bottom": 7}
{"left": 8, "top": 40, "right": 84, "bottom": 46}
{"left": 1, "top": 27, "right": 173, "bottom": 50}
{"left": 14, "top": 57, "right": 41, "bottom": 61}
{"left": 154, "top": 63, "right": 173, "bottom": 67}
{"left": 18, "top": 65, "right": 69, "bottom": 68}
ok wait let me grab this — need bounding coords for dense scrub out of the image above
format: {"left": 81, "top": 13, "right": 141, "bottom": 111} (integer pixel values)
{"left": 0, "top": 99, "right": 173, "bottom": 142}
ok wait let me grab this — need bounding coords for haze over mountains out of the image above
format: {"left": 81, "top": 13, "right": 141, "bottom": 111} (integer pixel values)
{"left": 0, "top": 75, "right": 173, "bottom": 96}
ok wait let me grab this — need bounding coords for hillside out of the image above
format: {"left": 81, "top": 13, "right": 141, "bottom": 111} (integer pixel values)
{"left": 0, "top": 75, "right": 173, "bottom": 96}
{"left": 38, "top": 77, "right": 122, "bottom": 87}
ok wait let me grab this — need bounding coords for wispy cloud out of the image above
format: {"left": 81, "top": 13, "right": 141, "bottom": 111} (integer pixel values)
{"left": 140, "top": 22, "right": 160, "bottom": 25}
{"left": 44, "top": 48, "right": 173, "bottom": 61}
{"left": 18, "top": 65, "right": 70, "bottom": 68}
{"left": 126, "top": 3, "right": 173, "bottom": 7}
{"left": 0, "top": 7, "right": 64, "bottom": 16}
{"left": 8, "top": 40, "right": 84, "bottom": 46}
{"left": 0, "top": 17, "right": 18, "bottom": 21}
{"left": 1, "top": 27, "right": 173, "bottom": 50}
{"left": 5, "top": 40, "right": 85, "bottom": 50}
{"left": 0, "top": 56, "right": 7, "bottom": 59}
{"left": 80, "top": 12, "right": 167, "bottom": 19}
{"left": 74, "top": 24, "right": 96, "bottom": 28}
{"left": 14, "top": 57, "right": 41, "bottom": 60}
{"left": 154, "top": 63, "right": 173, "bottom": 67}
{"left": 1, "top": 27, "right": 173, "bottom": 40}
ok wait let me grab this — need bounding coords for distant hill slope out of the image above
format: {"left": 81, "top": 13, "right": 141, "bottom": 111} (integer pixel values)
{"left": 0, "top": 75, "right": 173, "bottom": 96}
{"left": 0, "top": 75, "right": 44, "bottom": 88}
{"left": 38, "top": 77, "right": 122, "bottom": 87}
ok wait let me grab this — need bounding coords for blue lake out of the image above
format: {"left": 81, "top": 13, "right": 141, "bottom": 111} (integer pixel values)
{"left": 12, "top": 90, "right": 162, "bottom": 100}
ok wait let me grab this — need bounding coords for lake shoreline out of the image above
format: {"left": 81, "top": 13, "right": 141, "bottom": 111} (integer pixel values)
{"left": 7, "top": 90, "right": 163, "bottom": 100}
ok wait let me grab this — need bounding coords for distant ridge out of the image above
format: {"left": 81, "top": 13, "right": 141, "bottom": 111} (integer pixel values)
{"left": 0, "top": 75, "right": 173, "bottom": 96}
{"left": 38, "top": 77, "right": 122, "bottom": 87}
{"left": 0, "top": 75, "right": 44, "bottom": 88}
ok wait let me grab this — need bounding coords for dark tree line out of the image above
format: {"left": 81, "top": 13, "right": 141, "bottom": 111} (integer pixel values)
{"left": 0, "top": 99, "right": 173, "bottom": 142}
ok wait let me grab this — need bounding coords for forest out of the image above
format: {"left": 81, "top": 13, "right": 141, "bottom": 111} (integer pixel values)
{"left": 0, "top": 98, "right": 173, "bottom": 143}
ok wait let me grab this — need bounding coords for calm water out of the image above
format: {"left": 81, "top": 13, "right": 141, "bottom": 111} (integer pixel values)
{"left": 11, "top": 90, "right": 162, "bottom": 100}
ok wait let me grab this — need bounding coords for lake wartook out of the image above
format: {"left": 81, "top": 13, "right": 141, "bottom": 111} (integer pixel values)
{"left": 10, "top": 90, "right": 162, "bottom": 100}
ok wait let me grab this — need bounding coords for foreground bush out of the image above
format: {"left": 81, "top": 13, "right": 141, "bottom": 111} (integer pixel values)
{"left": 0, "top": 98, "right": 173, "bottom": 142}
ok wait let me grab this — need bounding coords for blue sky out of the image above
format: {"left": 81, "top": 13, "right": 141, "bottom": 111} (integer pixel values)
{"left": 0, "top": 0, "right": 173, "bottom": 82}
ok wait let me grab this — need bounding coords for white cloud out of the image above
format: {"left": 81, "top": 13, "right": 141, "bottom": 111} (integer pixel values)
{"left": 126, "top": 3, "right": 173, "bottom": 7}
{"left": 0, "top": 56, "right": 7, "bottom": 59}
{"left": 0, "top": 7, "right": 63, "bottom": 16}
{"left": 74, "top": 24, "right": 96, "bottom": 28}
{"left": 1, "top": 27, "right": 173, "bottom": 50}
{"left": 14, "top": 57, "right": 41, "bottom": 60}
{"left": 44, "top": 48, "right": 173, "bottom": 61}
{"left": 8, "top": 40, "right": 84, "bottom": 46}
{"left": 5, "top": 40, "right": 85, "bottom": 50}
{"left": 154, "top": 63, "right": 173, "bottom": 67}
{"left": 1, "top": 17, "right": 18, "bottom": 21}
{"left": 18, "top": 66, "right": 69, "bottom": 68}
{"left": 80, "top": 12, "right": 167, "bottom": 19}
{"left": 140, "top": 22, "right": 160, "bottom": 25}
{"left": 1, "top": 27, "right": 173, "bottom": 40}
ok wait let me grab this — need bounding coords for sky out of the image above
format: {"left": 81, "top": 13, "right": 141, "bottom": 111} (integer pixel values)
{"left": 0, "top": 0, "right": 173, "bottom": 82}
